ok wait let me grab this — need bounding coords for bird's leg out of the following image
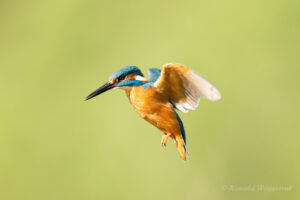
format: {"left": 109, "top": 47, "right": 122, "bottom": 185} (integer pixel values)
{"left": 161, "top": 132, "right": 171, "bottom": 147}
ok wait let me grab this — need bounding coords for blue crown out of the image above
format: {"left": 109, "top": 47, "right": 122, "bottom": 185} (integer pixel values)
{"left": 109, "top": 66, "right": 144, "bottom": 80}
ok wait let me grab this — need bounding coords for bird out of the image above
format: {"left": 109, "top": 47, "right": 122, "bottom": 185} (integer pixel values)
{"left": 85, "top": 63, "right": 221, "bottom": 160}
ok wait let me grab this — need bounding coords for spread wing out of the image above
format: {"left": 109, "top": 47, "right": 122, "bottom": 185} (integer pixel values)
{"left": 153, "top": 63, "right": 221, "bottom": 113}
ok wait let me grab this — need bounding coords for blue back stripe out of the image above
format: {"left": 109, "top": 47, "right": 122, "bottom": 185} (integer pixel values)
{"left": 148, "top": 68, "right": 161, "bottom": 82}
{"left": 174, "top": 111, "right": 186, "bottom": 145}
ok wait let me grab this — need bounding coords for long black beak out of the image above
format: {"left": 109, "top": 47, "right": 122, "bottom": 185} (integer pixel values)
{"left": 85, "top": 82, "right": 116, "bottom": 101}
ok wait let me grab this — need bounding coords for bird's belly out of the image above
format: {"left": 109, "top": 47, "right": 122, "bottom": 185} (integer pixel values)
{"left": 126, "top": 86, "right": 180, "bottom": 134}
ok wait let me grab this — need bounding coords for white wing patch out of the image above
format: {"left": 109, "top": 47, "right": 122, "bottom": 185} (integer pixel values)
{"left": 174, "top": 102, "right": 194, "bottom": 113}
{"left": 174, "top": 70, "right": 221, "bottom": 113}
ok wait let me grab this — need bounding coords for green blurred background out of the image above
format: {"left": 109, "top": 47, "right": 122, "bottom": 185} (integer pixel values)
{"left": 0, "top": 0, "right": 299, "bottom": 200}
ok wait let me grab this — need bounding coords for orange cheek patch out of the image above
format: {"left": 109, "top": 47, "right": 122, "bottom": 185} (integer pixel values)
{"left": 124, "top": 74, "right": 136, "bottom": 80}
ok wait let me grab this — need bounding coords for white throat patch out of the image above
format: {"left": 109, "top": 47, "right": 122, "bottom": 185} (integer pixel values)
{"left": 135, "top": 75, "right": 147, "bottom": 81}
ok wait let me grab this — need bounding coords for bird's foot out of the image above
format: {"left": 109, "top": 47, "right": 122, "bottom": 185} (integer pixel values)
{"left": 161, "top": 133, "right": 171, "bottom": 147}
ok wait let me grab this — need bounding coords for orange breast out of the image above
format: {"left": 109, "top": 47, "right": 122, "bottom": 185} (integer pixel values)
{"left": 125, "top": 86, "right": 181, "bottom": 137}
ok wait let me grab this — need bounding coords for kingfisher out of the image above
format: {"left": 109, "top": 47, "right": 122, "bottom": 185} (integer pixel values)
{"left": 85, "top": 63, "right": 221, "bottom": 160}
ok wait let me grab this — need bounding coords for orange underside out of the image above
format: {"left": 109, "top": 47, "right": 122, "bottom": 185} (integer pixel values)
{"left": 125, "top": 85, "right": 186, "bottom": 160}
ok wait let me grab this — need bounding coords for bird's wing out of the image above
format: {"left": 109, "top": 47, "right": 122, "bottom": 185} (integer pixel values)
{"left": 153, "top": 63, "right": 221, "bottom": 113}
{"left": 147, "top": 68, "right": 161, "bottom": 82}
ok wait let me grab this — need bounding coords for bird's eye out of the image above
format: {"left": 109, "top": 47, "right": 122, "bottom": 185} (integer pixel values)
{"left": 117, "top": 75, "right": 126, "bottom": 82}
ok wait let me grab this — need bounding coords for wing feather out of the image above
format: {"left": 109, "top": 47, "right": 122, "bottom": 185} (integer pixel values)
{"left": 153, "top": 63, "right": 221, "bottom": 113}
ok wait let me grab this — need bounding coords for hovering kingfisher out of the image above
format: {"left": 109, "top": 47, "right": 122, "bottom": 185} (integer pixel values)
{"left": 86, "top": 63, "right": 221, "bottom": 160}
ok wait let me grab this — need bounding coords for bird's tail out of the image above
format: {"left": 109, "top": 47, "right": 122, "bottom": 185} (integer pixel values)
{"left": 175, "top": 135, "right": 186, "bottom": 161}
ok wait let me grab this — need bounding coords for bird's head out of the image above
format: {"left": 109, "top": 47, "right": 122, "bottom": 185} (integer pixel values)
{"left": 85, "top": 66, "right": 146, "bottom": 100}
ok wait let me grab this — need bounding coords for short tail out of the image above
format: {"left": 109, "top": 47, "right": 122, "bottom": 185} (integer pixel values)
{"left": 175, "top": 136, "right": 186, "bottom": 161}
{"left": 174, "top": 111, "right": 187, "bottom": 160}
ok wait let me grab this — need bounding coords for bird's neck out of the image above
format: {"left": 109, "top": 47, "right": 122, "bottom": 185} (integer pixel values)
{"left": 125, "top": 87, "right": 133, "bottom": 99}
